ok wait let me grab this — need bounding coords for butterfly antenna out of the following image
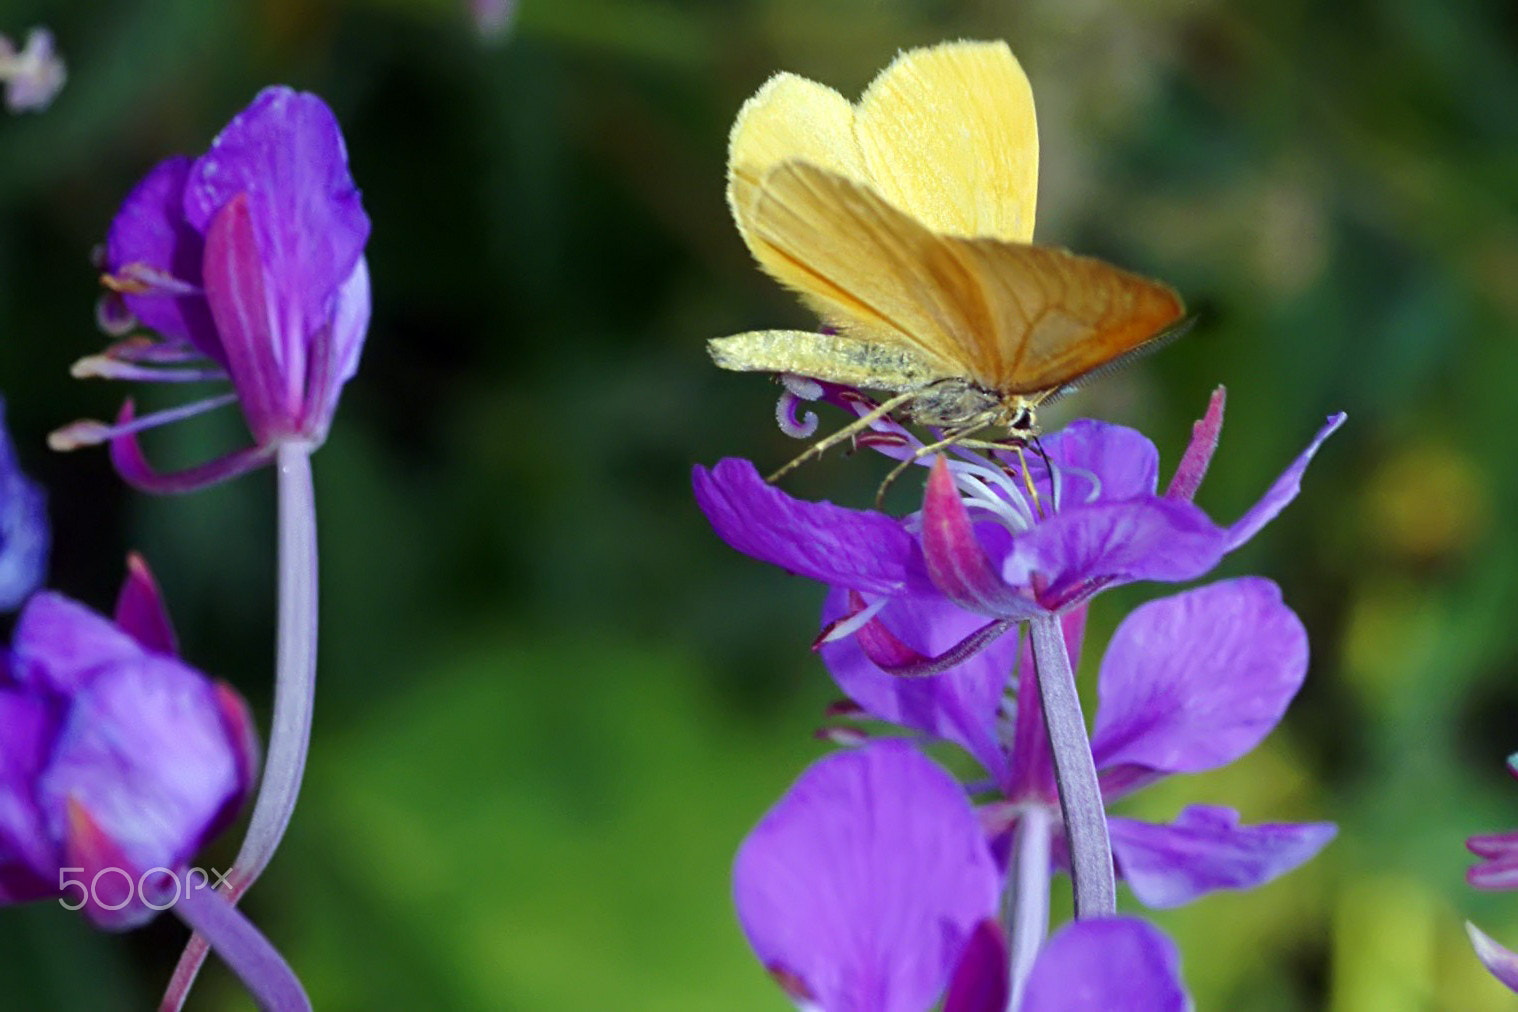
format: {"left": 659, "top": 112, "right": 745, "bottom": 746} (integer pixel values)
{"left": 766, "top": 390, "right": 918, "bottom": 484}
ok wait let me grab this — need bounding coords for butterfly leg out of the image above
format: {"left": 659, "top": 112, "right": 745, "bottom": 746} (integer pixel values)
{"left": 766, "top": 390, "right": 919, "bottom": 483}
{"left": 872, "top": 423, "right": 996, "bottom": 508}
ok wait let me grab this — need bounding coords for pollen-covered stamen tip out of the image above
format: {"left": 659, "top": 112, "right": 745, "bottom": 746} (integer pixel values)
{"left": 48, "top": 391, "right": 239, "bottom": 452}
{"left": 70, "top": 352, "right": 224, "bottom": 384}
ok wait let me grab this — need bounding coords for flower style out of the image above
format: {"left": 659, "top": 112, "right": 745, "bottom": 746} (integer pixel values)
{"left": 734, "top": 740, "right": 1192, "bottom": 1010}
{"left": 0, "top": 28, "right": 65, "bottom": 113}
{"left": 0, "top": 399, "right": 48, "bottom": 610}
{"left": 0, "top": 556, "right": 257, "bottom": 929}
{"left": 1464, "top": 754, "right": 1518, "bottom": 993}
{"left": 53, "top": 86, "right": 371, "bottom": 493}
{"left": 696, "top": 388, "right": 1342, "bottom": 670}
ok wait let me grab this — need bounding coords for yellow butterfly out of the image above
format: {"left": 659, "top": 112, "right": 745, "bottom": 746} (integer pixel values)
{"left": 711, "top": 40, "right": 1186, "bottom": 480}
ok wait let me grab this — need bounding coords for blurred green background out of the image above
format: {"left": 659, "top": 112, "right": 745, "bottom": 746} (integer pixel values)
{"left": 0, "top": 0, "right": 1515, "bottom": 1007}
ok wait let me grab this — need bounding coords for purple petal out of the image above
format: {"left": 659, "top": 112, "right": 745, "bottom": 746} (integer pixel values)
{"left": 734, "top": 741, "right": 1000, "bottom": 1012}
{"left": 1001, "top": 499, "right": 1227, "bottom": 612}
{"left": 300, "top": 256, "right": 371, "bottom": 437}
{"left": 104, "top": 156, "right": 220, "bottom": 357}
{"left": 109, "top": 400, "right": 277, "bottom": 494}
{"left": 1165, "top": 387, "right": 1225, "bottom": 502}
{"left": 202, "top": 192, "right": 286, "bottom": 441}
{"left": 184, "top": 87, "right": 369, "bottom": 358}
{"left": 1467, "top": 922, "right": 1518, "bottom": 994}
{"left": 819, "top": 588, "right": 1016, "bottom": 781}
{"left": 0, "top": 690, "right": 61, "bottom": 887}
{"left": 923, "top": 459, "right": 1040, "bottom": 617}
{"left": 1224, "top": 413, "right": 1344, "bottom": 552}
{"left": 12, "top": 591, "right": 147, "bottom": 693}
{"left": 1467, "top": 829, "right": 1518, "bottom": 890}
{"left": 37, "top": 656, "right": 246, "bottom": 884}
{"left": 0, "top": 401, "right": 48, "bottom": 610}
{"left": 1091, "top": 579, "right": 1308, "bottom": 782}
{"left": 1020, "top": 917, "right": 1190, "bottom": 1012}
{"left": 943, "top": 920, "right": 1009, "bottom": 1012}
{"left": 113, "top": 553, "right": 177, "bottom": 656}
{"left": 693, "top": 458, "right": 924, "bottom": 596}
{"left": 1109, "top": 807, "right": 1336, "bottom": 908}
{"left": 1037, "top": 420, "right": 1160, "bottom": 503}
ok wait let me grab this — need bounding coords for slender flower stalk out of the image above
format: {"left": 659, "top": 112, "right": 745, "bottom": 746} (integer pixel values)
{"left": 1004, "top": 804, "right": 1051, "bottom": 1010}
{"left": 173, "top": 883, "right": 310, "bottom": 1012}
{"left": 163, "top": 442, "right": 319, "bottom": 1009}
{"left": 1028, "top": 613, "right": 1114, "bottom": 918}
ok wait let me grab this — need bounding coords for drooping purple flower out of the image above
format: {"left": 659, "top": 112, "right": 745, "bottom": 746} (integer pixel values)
{"left": 695, "top": 388, "right": 1342, "bottom": 673}
{"left": 53, "top": 87, "right": 371, "bottom": 493}
{"left": 0, "top": 28, "right": 65, "bottom": 113}
{"left": 823, "top": 576, "right": 1334, "bottom": 908}
{"left": 734, "top": 740, "right": 1001, "bottom": 1011}
{"left": 0, "top": 557, "right": 257, "bottom": 929}
{"left": 1463, "top": 754, "right": 1518, "bottom": 993}
{"left": 0, "top": 399, "right": 48, "bottom": 610}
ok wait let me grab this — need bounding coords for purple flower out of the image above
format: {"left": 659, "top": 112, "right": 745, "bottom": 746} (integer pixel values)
{"left": 0, "top": 400, "right": 48, "bottom": 610}
{"left": 53, "top": 87, "right": 370, "bottom": 493}
{"left": 695, "top": 388, "right": 1343, "bottom": 673}
{"left": 0, "top": 557, "right": 257, "bottom": 929}
{"left": 0, "top": 28, "right": 65, "bottom": 113}
{"left": 1464, "top": 754, "right": 1518, "bottom": 993}
{"left": 825, "top": 576, "right": 1335, "bottom": 908}
{"left": 734, "top": 740, "right": 1000, "bottom": 1011}
{"left": 734, "top": 740, "right": 1193, "bottom": 1010}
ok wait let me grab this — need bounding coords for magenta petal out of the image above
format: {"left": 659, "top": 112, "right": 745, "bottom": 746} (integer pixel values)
{"left": 104, "top": 156, "right": 220, "bottom": 357}
{"left": 1109, "top": 807, "right": 1336, "bottom": 908}
{"left": 734, "top": 741, "right": 1000, "bottom": 1012}
{"left": 923, "top": 459, "right": 1038, "bottom": 617}
{"left": 1467, "top": 829, "right": 1518, "bottom": 890}
{"left": 1020, "top": 917, "right": 1189, "bottom": 1012}
{"left": 12, "top": 591, "right": 147, "bottom": 693}
{"left": 1224, "top": 412, "right": 1344, "bottom": 552}
{"left": 1165, "top": 387, "right": 1225, "bottom": 502}
{"left": 1467, "top": 922, "right": 1518, "bottom": 994}
{"left": 1001, "top": 499, "right": 1226, "bottom": 611}
{"left": 942, "top": 920, "right": 1009, "bottom": 1012}
{"left": 1036, "top": 419, "right": 1160, "bottom": 503}
{"left": 109, "top": 401, "right": 277, "bottom": 494}
{"left": 202, "top": 193, "right": 286, "bottom": 440}
{"left": 38, "top": 658, "right": 245, "bottom": 889}
{"left": 1091, "top": 579, "right": 1307, "bottom": 780}
{"left": 0, "top": 690, "right": 61, "bottom": 888}
{"left": 185, "top": 87, "right": 369, "bottom": 345}
{"left": 693, "top": 459, "right": 924, "bottom": 596}
{"left": 113, "top": 553, "right": 178, "bottom": 656}
{"left": 820, "top": 588, "right": 1015, "bottom": 782}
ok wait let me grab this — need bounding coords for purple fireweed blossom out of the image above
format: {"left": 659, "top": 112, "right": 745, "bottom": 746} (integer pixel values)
{"left": 696, "top": 387, "right": 1341, "bottom": 916}
{"left": 1463, "top": 754, "right": 1518, "bottom": 993}
{"left": 694, "top": 388, "right": 1343, "bottom": 664}
{"left": 734, "top": 740, "right": 1193, "bottom": 1011}
{"left": 0, "top": 556, "right": 257, "bottom": 928}
{"left": 0, "top": 28, "right": 65, "bottom": 113}
{"left": 0, "top": 400, "right": 48, "bottom": 610}
{"left": 52, "top": 86, "right": 370, "bottom": 494}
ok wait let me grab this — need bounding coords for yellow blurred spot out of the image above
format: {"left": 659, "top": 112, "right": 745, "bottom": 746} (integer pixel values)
{"left": 1365, "top": 442, "right": 1487, "bottom": 562}
{"left": 1331, "top": 874, "right": 1438, "bottom": 1011}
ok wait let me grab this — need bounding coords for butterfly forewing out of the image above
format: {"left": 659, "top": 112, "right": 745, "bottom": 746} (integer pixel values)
{"left": 745, "top": 160, "right": 1184, "bottom": 399}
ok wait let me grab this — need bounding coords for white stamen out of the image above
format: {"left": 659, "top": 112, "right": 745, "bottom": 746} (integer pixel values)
{"left": 47, "top": 392, "right": 238, "bottom": 451}
{"left": 818, "top": 595, "right": 889, "bottom": 644}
